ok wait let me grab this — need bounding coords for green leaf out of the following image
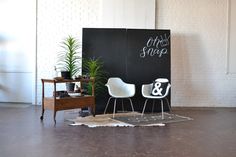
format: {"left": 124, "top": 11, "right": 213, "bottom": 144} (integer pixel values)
{"left": 82, "top": 57, "right": 108, "bottom": 96}
{"left": 56, "top": 35, "right": 81, "bottom": 78}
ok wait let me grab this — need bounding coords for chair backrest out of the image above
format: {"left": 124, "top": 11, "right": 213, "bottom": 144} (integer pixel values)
{"left": 153, "top": 78, "right": 170, "bottom": 96}
{"left": 142, "top": 78, "right": 171, "bottom": 98}
{"left": 105, "top": 77, "right": 135, "bottom": 97}
{"left": 155, "top": 78, "right": 169, "bottom": 83}
{"left": 142, "top": 83, "right": 153, "bottom": 96}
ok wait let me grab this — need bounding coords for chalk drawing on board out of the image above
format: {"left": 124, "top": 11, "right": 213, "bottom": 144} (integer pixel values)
{"left": 140, "top": 33, "right": 170, "bottom": 58}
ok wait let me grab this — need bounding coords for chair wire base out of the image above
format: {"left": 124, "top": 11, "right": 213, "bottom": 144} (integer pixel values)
{"left": 142, "top": 98, "right": 172, "bottom": 119}
{"left": 104, "top": 97, "right": 135, "bottom": 118}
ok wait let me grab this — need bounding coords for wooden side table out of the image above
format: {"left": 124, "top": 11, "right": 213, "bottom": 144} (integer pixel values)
{"left": 40, "top": 78, "right": 95, "bottom": 124}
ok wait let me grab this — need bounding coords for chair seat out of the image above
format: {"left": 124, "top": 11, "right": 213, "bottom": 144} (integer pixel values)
{"left": 110, "top": 95, "right": 133, "bottom": 98}
{"left": 142, "top": 94, "right": 167, "bottom": 99}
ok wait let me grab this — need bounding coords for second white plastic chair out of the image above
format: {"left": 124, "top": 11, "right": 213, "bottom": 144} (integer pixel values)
{"left": 142, "top": 78, "right": 171, "bottom": 119}
{"left": 104, "top": 77, "right": 135, "bottom": 118}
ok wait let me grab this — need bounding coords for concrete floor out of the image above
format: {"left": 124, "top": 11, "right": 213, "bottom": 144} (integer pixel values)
{"left": 0, "top": 104, "right": 235, "bottom": 157}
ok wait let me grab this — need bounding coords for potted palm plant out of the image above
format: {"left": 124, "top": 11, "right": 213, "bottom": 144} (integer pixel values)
{"left": 79, "top": 57, "right": 107, "bottom": 116}
{"left": 82, "top": 57, "right": 107, "bottom": 96}
{"left": 57, "top": 36, "right": 81, "bottom": 91}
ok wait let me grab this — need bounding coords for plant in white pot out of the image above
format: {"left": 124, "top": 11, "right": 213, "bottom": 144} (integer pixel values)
{"left": 57, "top": 36, "right": 81, "bottom": 92}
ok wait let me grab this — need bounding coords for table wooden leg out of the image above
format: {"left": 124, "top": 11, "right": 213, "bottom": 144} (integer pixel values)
{"left": 41, "top": 80, "right": 45, "bottom": 121}
{"left": 92, "top": 106, "right": 95, "bottom": 117}
{"left": 40, "top": 108, "right": 44, "bottom": 120}
{"left": 53, "top": 110, "right": 57, "bottom": 124}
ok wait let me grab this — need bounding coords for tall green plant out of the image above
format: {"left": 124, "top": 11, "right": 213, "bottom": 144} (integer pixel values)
{"left": 57, "top": 36, "right": 81, "bottom": 79}
{"left": 82, "top": 57, "right": 107, "bottom": 96}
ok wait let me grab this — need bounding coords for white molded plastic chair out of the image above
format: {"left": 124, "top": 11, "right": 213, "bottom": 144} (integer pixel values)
{"left": 142, "top": 78, "right": 171, "bottom": 119}
{"left": 104, "top": 77, "right": 135, "bottom": 118}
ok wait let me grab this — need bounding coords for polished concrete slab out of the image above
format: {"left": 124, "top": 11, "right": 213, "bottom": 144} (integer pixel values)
{"left": 0, "top": 104, "right": 235, "bottom": 157}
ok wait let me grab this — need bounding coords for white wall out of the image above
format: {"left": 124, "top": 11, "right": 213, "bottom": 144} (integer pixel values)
{"left": 101, "top": 0, "right": 155, "bottom": 28}
{"left": 0, "top": 0, "right": 36, "bottom": 103}
{"left": 37, "top": 0, "right": 102, "bottom": 104}
{"left": 36, "top": 0, "right": 236, "bottom": 107}
{"left": 227, "top": 0, "right": 236, "bottom": 74}
{"left": 36, "top": 0, "right": 156, "bottom": 104}
{"left": 157, "top": 0, "right": 236, "bottom": 107}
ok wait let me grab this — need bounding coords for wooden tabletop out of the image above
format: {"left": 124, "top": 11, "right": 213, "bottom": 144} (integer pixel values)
{"left": 41, "top": 78, "right": 95, "bottom": 83}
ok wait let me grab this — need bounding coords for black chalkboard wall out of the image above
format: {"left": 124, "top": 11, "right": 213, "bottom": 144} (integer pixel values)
{"left": 82, "top": 28, "right": 171, "bottom": 113}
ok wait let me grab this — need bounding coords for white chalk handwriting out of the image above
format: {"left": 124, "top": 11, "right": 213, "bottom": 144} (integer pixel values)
{"left": 140, "top": 33, "right": 170, "bottom": 58}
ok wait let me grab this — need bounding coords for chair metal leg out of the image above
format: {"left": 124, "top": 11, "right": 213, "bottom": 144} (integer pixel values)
{"left": 128, "top": 98, "right": 134, "bottom": 112}
{"left": 104, "top": 97, "right": 113, "bottom": 114}
{"left": 161, "top": 99, "right": 164, "bottom": 119}
{"left": 165, "top": 97, "right": 172, "bottom": 113}
{"left": 113, "top": 98, "right": 117, "bottom": 118}
{"left": 142, "top": 99, "right": 149, "bottom": 116}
